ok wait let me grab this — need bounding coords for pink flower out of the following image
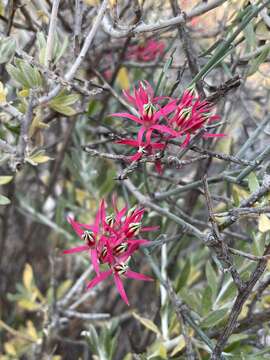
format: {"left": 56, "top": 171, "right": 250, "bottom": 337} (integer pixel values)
{"left": 64, "top": 199, "right": 156, "bottom": 304}
{"left": 111, "top": 81, "right": 177, "bottom": 147}
{"left": 126, "top": 39, "right": 165, "bottom": 62}
{"left": 116, "top": 138, "right": 166, "bottom": 173}
{"left": 63, "top": 201, "right": 106, "bottom": 274}
{"left": 87, "top": 260, "right": 153, "bottom": 305}
{"left": 168, "top": 90, "right": 224, "bottom": 146}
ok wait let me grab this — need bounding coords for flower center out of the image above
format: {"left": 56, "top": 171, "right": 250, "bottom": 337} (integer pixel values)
{"left": 126, "top": 222, "right": 142, "bottom": 237}
{"left": 114, "top": 263, "right": 128, "bottom": 275}
{"left": 143, "top": 102, "right": 156, "bottom": 118}
{"left": 138, "top": 146, "right": 147, "bottom": 154}
{"left": 100, "top": 245, "right": 108, "bottom": 262}
{"left": 113, "top": 242, "right": 128, "bottom": 256}
{"left": 81, "top": 230, "right": 95, "bottom": 247}
{"left": 105, "top": 214, "right": 115, "bottom": 227}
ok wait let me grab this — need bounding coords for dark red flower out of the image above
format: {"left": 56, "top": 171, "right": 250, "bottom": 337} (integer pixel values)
{"left": 126, "top": 39, "right": 165, "bottom": 62}
{"left": 168, "top": 90, "right": 224, "bottom": 146}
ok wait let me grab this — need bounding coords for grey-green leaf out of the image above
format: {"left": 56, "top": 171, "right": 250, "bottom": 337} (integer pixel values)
{"left": 0, "top": 194, "right": 11, "bottom": 205}
{"left": 201, "top": 308, "right": 228, "bottom": 328}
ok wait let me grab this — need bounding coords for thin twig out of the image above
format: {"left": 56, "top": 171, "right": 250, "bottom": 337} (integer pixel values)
{"left": 45, "top": 0, "right": 61, "bottom": 68}
{"left": 203, "top": 176, "right": 244, "bottom": 291}
{"left": 102, "top": 0, "right": 228, "bottom": 38}
{"left": 38, "top": 0, "right": 109, "bottom": 106}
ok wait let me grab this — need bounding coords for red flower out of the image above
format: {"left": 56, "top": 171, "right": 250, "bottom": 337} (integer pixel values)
{"left": 116, "top": 138, "right": 166, "bottom": 173}
{"left": 168, "top": 90, "right": 224, "bottom": 146}
{"left": 63, "top": 200, "right": 106, "bottom": 274}
{"left": 64, "top": 199, "right": 156, "bottom": 304}
{"left": 87, "top": 260, "right": 153, "bottom": 305}
{"left": 126, "top": 39, "right": 165, "bottom": 62}
{"left": 111, "top": 81, "right": 177, "bottom": 147}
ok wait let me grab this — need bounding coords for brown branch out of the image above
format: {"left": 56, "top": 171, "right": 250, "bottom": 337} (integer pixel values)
{"left": 211, "top": 243, "right": 270, "bottom": 359}
{"left": 203, "top": 176, "right": 244, "bottom": 291}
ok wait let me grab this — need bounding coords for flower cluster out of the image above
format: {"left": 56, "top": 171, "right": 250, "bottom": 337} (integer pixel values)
{"left": 64, "top": 199, "right": 156, "bottom": 305}
{"left": 111, "top": 81, "right": 223, "bottom": 172}
{"left": 126, "top": 39, "right": 165, "bottom": 62}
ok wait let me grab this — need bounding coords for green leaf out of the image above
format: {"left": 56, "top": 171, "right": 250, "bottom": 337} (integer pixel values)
{"left": 53, "top": 34, "right": 68, "bottom": 64}
{"left": 84, "top": 324, "right": 99, "bottom": 353}
{"left": 248, "top": 46, "right": 270, "bottom": 76}
{"left": 175, "top": 259, "right": 191, "bottom": 292}
{"left": 201, "top": 285, "right": 212, "bottom": 316}
{"left": 23, "top": 263, "right": 34, "bottom": 291}
{"left": 25, "top": 151, "right": 52, "bottom": 166}
{"left": 0, "top": 36, "right": 16, "bottom": 64}
{"left": 180, "top": 288, "right": 201, "bottom": 312}
{"left": 243, "top": 22, "right": 256, "bottom": 53}
{"left": 56, "top": 280, "right": 72, "bottom": 299}
{"left": 50, "top": 104, "right": 77, "bottom": 116}
{"left": 248, "top": 172, "right": 260, "bottom": 193}
{"left": 0, "top": 176, "right": 13, "bottom": 185}
{"left": 215, "top": 280, "right": 237, "bottom": 305}
{"left": 205, "top": 261, "right": 218, "bottom": 298}
{"left": 49, "top": 92, "right": 80, "bottom": 107}
{"left": 0, "top": 194, "right": 10, "bottom": 205}
{"left": 133, "top": 312, "right": 161, "bottom": 336}
{"left": 7, "top": 59, "right": 43, "bottom": 88}
{"left": 189, "top": 3, "right": 267, "bottom": 86}
{"left": 228, "top": 333, "right": 249, "bottom": 345}
{"left": 36, "top": 32, "right": 47, "bottom": 65}
{"left": 258, "top": 214, "right": 270, "bottom": 233}
{"left": 200, "top": 308, "right": 228, "bottom": 328}
{"left": 246, "top": 346, "right": 270, "bottom": 358}
{"left": 6, "top": 63, "right": 29, "bottom": 88}
{"left": 88, "top": 100, "right": 102, "bottom": 116}
{"left": 49, "top": 92, "right": 80, "bottom": 116}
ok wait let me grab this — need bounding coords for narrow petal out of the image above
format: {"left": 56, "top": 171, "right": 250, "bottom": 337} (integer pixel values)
{"left": 63, "top": 245, "right": 89, "bottom": 254}
{"left": 181, "top": 133, "right": 191, "bottom": 147}
{"left": 126, "top": 270, "right": 154, "bottom": 282}
{"left": 116, "top": 139, "right": 139, "bottom": 146}
{"left": 137, "top": 126, "right": 146, "bottom": 146}
{"left": 114, "top": 273, "right": 129, "bottom": 305}
{"left": 151, "top": 124, "right": 178, "bottom": 136}
{"left": 86, "top": 269, "right": 112, "bottom": 289}
{"left": 154, "top": 101, "right": 177, "bottom": 120}
{"left": 110, "top": 112, "right": 143, "bottom": 125}
{"left": 145, "top": 128, "right": 153, "bottom": 146}
{"left": 130, "top": 152, "right": 143, "bottom": 162}
{"left": 67, "top": 216, "right": 84, "bottom": 237}
{"left": 90, "top": 248, "right": 100, "bottom": 275}
{"left": 116, "top": 206, "right": 127, "bottom": 223}
{"left": 95, "top": 199, "right": 106, "bottom": 228}
{"left": 155, "top": 160, "right": 163, "bottom": 174}
{"left": 77, "top": 223, "right": 98, "bottom": 232}
{"left": 123, "top": 90, "right": 136, "bottom": 105}
{"left": 141, "top": 225, "right": 159, "bottom": 232}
